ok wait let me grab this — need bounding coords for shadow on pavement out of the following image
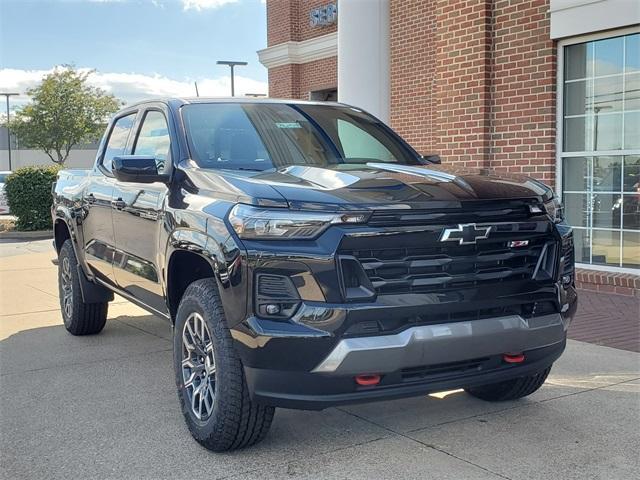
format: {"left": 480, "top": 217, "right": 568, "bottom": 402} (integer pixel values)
{"left": 1, "top": 315, "right": 638, "bottom": 480}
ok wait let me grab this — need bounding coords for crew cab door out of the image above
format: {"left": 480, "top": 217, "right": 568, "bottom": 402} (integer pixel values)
{"left": 82, "top": 112, "right": 137, "bottom": 285}
{"left": 111, "top": 107, "right": 171, "bottom": 314}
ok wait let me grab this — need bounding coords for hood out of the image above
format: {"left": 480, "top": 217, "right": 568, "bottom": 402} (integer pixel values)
{"left": 186, "top": 163, "right": 553, "bottom": 211}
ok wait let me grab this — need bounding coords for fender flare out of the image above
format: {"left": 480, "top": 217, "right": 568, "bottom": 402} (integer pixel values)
{"left": 164, "top": 227, "right": 247, "bottom": 326}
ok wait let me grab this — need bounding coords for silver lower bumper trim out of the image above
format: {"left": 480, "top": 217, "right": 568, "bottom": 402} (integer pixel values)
{"left": 312, "top": 313, "right": 568, "bottom": 375}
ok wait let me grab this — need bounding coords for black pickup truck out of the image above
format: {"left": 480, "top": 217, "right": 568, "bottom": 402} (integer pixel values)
{"left": 52, "top": 98, "right": 577, "bottom": 451}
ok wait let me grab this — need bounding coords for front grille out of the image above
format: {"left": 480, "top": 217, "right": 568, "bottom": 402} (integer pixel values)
{"left": 339, "top": 221, "right": 557, "bottom": 296}
{"left": 368, "top": 200, "right": 543, "bottom": 227}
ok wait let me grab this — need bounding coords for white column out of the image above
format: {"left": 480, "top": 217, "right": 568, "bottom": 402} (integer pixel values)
{"left": 337, "top": 0, "right": 390, "bottom": 123}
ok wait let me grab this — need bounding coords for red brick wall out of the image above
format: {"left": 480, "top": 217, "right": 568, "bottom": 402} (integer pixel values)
{"left": 298, "top": 56, "right": 337, "bottom": 99}
{"left": 490, "top": 0, "right": 556, "bottom": 186}
{"left": 267, "top": 0, "right": 337, "bottom": 46}
{"left": 433, "top": 0, "right": 493, "bottom": 169}
{"left": 389, "top": 0, "right": 437, "bottom": 155}
{"left": 389, "top": 0, "right": 556, "bottom": 184}
{"left": 268, "top": 57, "right": 337, "bottom": 99}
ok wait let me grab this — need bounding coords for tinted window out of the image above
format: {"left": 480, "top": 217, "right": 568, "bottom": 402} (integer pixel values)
{"left": 134, "top": 110, "right": 171, "bottom": 173}
{"left": 181, "top": 103, "right": 418, "bottom": 171}
{"left": 102, "top": 114, "right": 136, "bottom": 172}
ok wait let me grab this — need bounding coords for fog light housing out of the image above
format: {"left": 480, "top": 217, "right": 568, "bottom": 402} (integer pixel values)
{"left": 255, "top": 273, "right": 300, "bottom": 319}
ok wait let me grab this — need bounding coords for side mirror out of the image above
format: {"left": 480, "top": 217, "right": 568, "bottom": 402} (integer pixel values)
{"left": 112, "top": 155, "right": 169, "bottom": 183}
{"left": 420, "top": 154, "right": 442, "bottom": 165}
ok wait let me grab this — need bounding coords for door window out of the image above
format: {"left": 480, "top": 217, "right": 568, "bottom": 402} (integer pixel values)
{"left": 134, "top": 110, "right": 171, "bottom": 173}
{"left": 102, "top": 113, "right": 136, "bottom": 172}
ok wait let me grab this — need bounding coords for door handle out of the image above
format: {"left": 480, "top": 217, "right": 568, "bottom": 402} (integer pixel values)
{"left": 111, "top": 198, "right": 126, "bottom": 210}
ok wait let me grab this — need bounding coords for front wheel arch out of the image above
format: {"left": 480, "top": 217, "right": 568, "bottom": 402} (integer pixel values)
{"left": 166, "top": 250, "right": 216, "bottom": 322}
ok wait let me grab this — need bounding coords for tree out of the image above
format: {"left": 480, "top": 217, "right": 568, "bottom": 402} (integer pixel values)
{"left": 9, "top": 66, "right": 121, "bottom": 165}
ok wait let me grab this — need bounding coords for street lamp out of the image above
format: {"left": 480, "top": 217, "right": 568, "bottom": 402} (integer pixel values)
{"left": 216, "top": 60, "right": 247, "bottom": 97}
{"left": 0, "top": 92, "right": 19, "bottom": 171}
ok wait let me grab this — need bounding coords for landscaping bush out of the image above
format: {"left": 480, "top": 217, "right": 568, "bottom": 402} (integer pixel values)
{"left": 5, "top": 165, "right": 60, "bottom": 231}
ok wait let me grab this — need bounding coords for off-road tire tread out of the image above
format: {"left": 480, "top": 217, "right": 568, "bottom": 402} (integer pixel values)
{"left": 466, "top": 366, "right": 551, "bottom": 401}
{"left": 58, "top": 240, "right": 108, "bottom": 336}
{"left": 175, "top": 278, "right": 274, "bottom": 452}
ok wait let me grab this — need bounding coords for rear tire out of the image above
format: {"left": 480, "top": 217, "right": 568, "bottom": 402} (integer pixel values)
{"left": 174, "top": 278, "right": 274, "bottom": 452}
{"left": 465, "top": 367, "right": 551, "bottom": 401}
{"left": 58, "top": 240, "right": 108, "bottom": 335}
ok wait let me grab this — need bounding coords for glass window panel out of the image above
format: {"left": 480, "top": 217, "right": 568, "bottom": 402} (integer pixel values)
{"left": 593, "top": 36, "right": 624, "bottom": 77}
{"left": 565, "top": 42, "right": 592, "bottom": 80}
{"left": 564, "top": 80, "right": 591, "bottom": 116}
{"left": 591, "top": 229, "right": 621, "bottom": 267}
{"left": 622, "top": 194, "right": 640, "bottom": 230}
{"left": 592, "top": 193, "right": 623, "bottom": 229}
{"left": 623, "top": 156, "right": 640, "bottom": 192}
{"left": 624, "top": 111, "right": 640, "bottom": 149}
{"left": 624, "top": 73, "right": 640, "bottom": 110}
{"left": 102, "top": 114, "right": 136, "bottom": 172}
{"left": 622, "top": 231, "right": 640, "bottom": 268}
{"left": 564, "top": 116, "right": 591, "bottom": 152}
{"left": 593, "top": 75, "right": 623, "bottom": 112}
{"left": 625, "top": 34, "right": 639, "bottom": 73}
{"left": 572, "top": 228, "right": 591, "bottom": 264}
{"left": 563, "top": 156, "right": 589, "bottom": 191}
{"left": 564, "top": 193, "right": 590, "bottom": 228}
{"left": 594, "top": 113, "right": 622, "bottom": 150}
{"left": 593, "top": 156, "right": 622, "bottom": 191}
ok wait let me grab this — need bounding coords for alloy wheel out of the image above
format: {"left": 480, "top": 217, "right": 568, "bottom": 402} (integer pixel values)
{"left": 61, "top": 256, "right": 73, "bottom": 320}
{"left": 181, "top": 312, "right": 216, "bottom": 420}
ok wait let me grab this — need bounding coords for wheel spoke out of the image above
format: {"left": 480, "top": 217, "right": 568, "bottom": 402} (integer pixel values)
{"left": 182, "top": 312, "right": 216, "bottom": 420}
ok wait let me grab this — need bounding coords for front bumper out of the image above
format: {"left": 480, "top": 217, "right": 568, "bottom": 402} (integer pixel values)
{"left": 246, "top": 340, "right": 566, "bottom": 410}
{"left": 238, "top": 307, "right": 573, "bottom": 410}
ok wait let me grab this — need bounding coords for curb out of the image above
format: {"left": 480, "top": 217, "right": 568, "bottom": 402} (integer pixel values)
{"left": 0, "top": 230, "right": 53, "bottom": 241}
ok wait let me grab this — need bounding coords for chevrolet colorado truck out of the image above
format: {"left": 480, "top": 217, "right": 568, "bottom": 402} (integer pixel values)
{"left": 52, "top": 98, "right": 577, "bottom": 451}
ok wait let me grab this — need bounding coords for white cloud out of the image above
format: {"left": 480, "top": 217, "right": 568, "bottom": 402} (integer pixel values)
{"left": 182, "top": 0, "right": 239, "bottom": 11}
{"left": 0, "top": 67, "right": 268, "bottom": 113}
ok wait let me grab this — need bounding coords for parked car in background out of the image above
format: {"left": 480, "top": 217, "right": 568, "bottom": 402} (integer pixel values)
{"left": 0, "top": 171, "right": 11, "bottom": 214}
{"left": 52, "top": 98, "right": 577, "bottom": 452}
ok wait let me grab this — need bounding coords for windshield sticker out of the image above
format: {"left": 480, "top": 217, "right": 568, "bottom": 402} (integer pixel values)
{"left": 275, "top": 122, "right": 302, "bottom": 129}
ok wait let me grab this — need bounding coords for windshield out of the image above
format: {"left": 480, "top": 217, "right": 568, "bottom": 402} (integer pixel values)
{"left": 181, "top": 103, "right": 419, "bottom": 171}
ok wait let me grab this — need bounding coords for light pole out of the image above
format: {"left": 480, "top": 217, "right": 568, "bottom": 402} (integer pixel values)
{"left": 0, "top": 92, "right": 19, "bottom": 171}
{"left": 216, "top": 61, "right": 247, "bottom": 96}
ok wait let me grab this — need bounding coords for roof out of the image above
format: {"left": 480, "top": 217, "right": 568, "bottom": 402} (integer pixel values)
{"left": 126, "top": 97, "right": 348, "bottom": 109}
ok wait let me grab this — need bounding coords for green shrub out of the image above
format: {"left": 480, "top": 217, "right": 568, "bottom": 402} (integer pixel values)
{"left": 5, "top": 165, "right": 60, "bottom": 231}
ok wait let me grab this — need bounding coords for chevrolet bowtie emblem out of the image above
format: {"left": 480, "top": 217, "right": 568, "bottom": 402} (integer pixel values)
{"left": 440, "top": 223, "right": 492, "bottom": 245}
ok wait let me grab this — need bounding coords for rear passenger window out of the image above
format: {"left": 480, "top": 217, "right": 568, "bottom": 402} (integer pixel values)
{"left": 133, "top": 110, "right": 171, "bottom": 173}
{"left": 102, "top": 114, "right": 136, "bottom": 172}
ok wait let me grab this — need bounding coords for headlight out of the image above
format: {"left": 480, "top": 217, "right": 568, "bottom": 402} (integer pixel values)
{"left": 544, "top": 197, "right": 564, "bottom": 224}
{"left": 228, "top": 204, "right": 368, "bottom": 240}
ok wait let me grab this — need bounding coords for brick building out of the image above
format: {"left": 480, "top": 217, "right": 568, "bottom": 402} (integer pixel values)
{"left": 259, "top": 0, "right": 640, "bottom": 294}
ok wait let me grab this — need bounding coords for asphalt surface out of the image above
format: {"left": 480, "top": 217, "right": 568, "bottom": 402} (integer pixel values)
{"left": 1, "top": 240, "right": 639, "bottom": 480}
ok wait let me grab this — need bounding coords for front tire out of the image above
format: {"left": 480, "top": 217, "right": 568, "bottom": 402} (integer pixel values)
{"left": 173, "top": 278, "right": 274, "bottom": 452}
{"left": 465, "top": 366, "right": 551, "bottom": 401}
{"left": 58, "top": 240, "right": 108, "bottom": 335}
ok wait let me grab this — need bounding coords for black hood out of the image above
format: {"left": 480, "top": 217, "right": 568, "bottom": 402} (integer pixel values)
{"left": 185, "top": 163, "right": 553, "bottom": 211}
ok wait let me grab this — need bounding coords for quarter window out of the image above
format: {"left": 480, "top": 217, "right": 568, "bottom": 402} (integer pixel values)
{"left": 102, "top": 113, "right": 136, "bottom": 172}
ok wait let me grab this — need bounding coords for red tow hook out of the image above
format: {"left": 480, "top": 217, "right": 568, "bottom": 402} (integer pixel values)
{"left": 355, "top": 374, "right": 381, "bottom": 386}
{"left": 503, "top": 353, "right": 525, "bottom": 364}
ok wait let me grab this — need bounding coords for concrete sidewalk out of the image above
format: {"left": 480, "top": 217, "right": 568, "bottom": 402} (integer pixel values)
{"left": 1, "top": 240, "right": 639, "bottom": 480}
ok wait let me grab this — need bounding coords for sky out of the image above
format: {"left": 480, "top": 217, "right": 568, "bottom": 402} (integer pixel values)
{"left": 0, "top": 0, "right": 269, "bottom": 113}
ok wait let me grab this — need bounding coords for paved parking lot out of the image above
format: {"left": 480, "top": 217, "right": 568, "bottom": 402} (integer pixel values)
{"left": 1, "top": 240, "right": 639, "bottom": 480}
